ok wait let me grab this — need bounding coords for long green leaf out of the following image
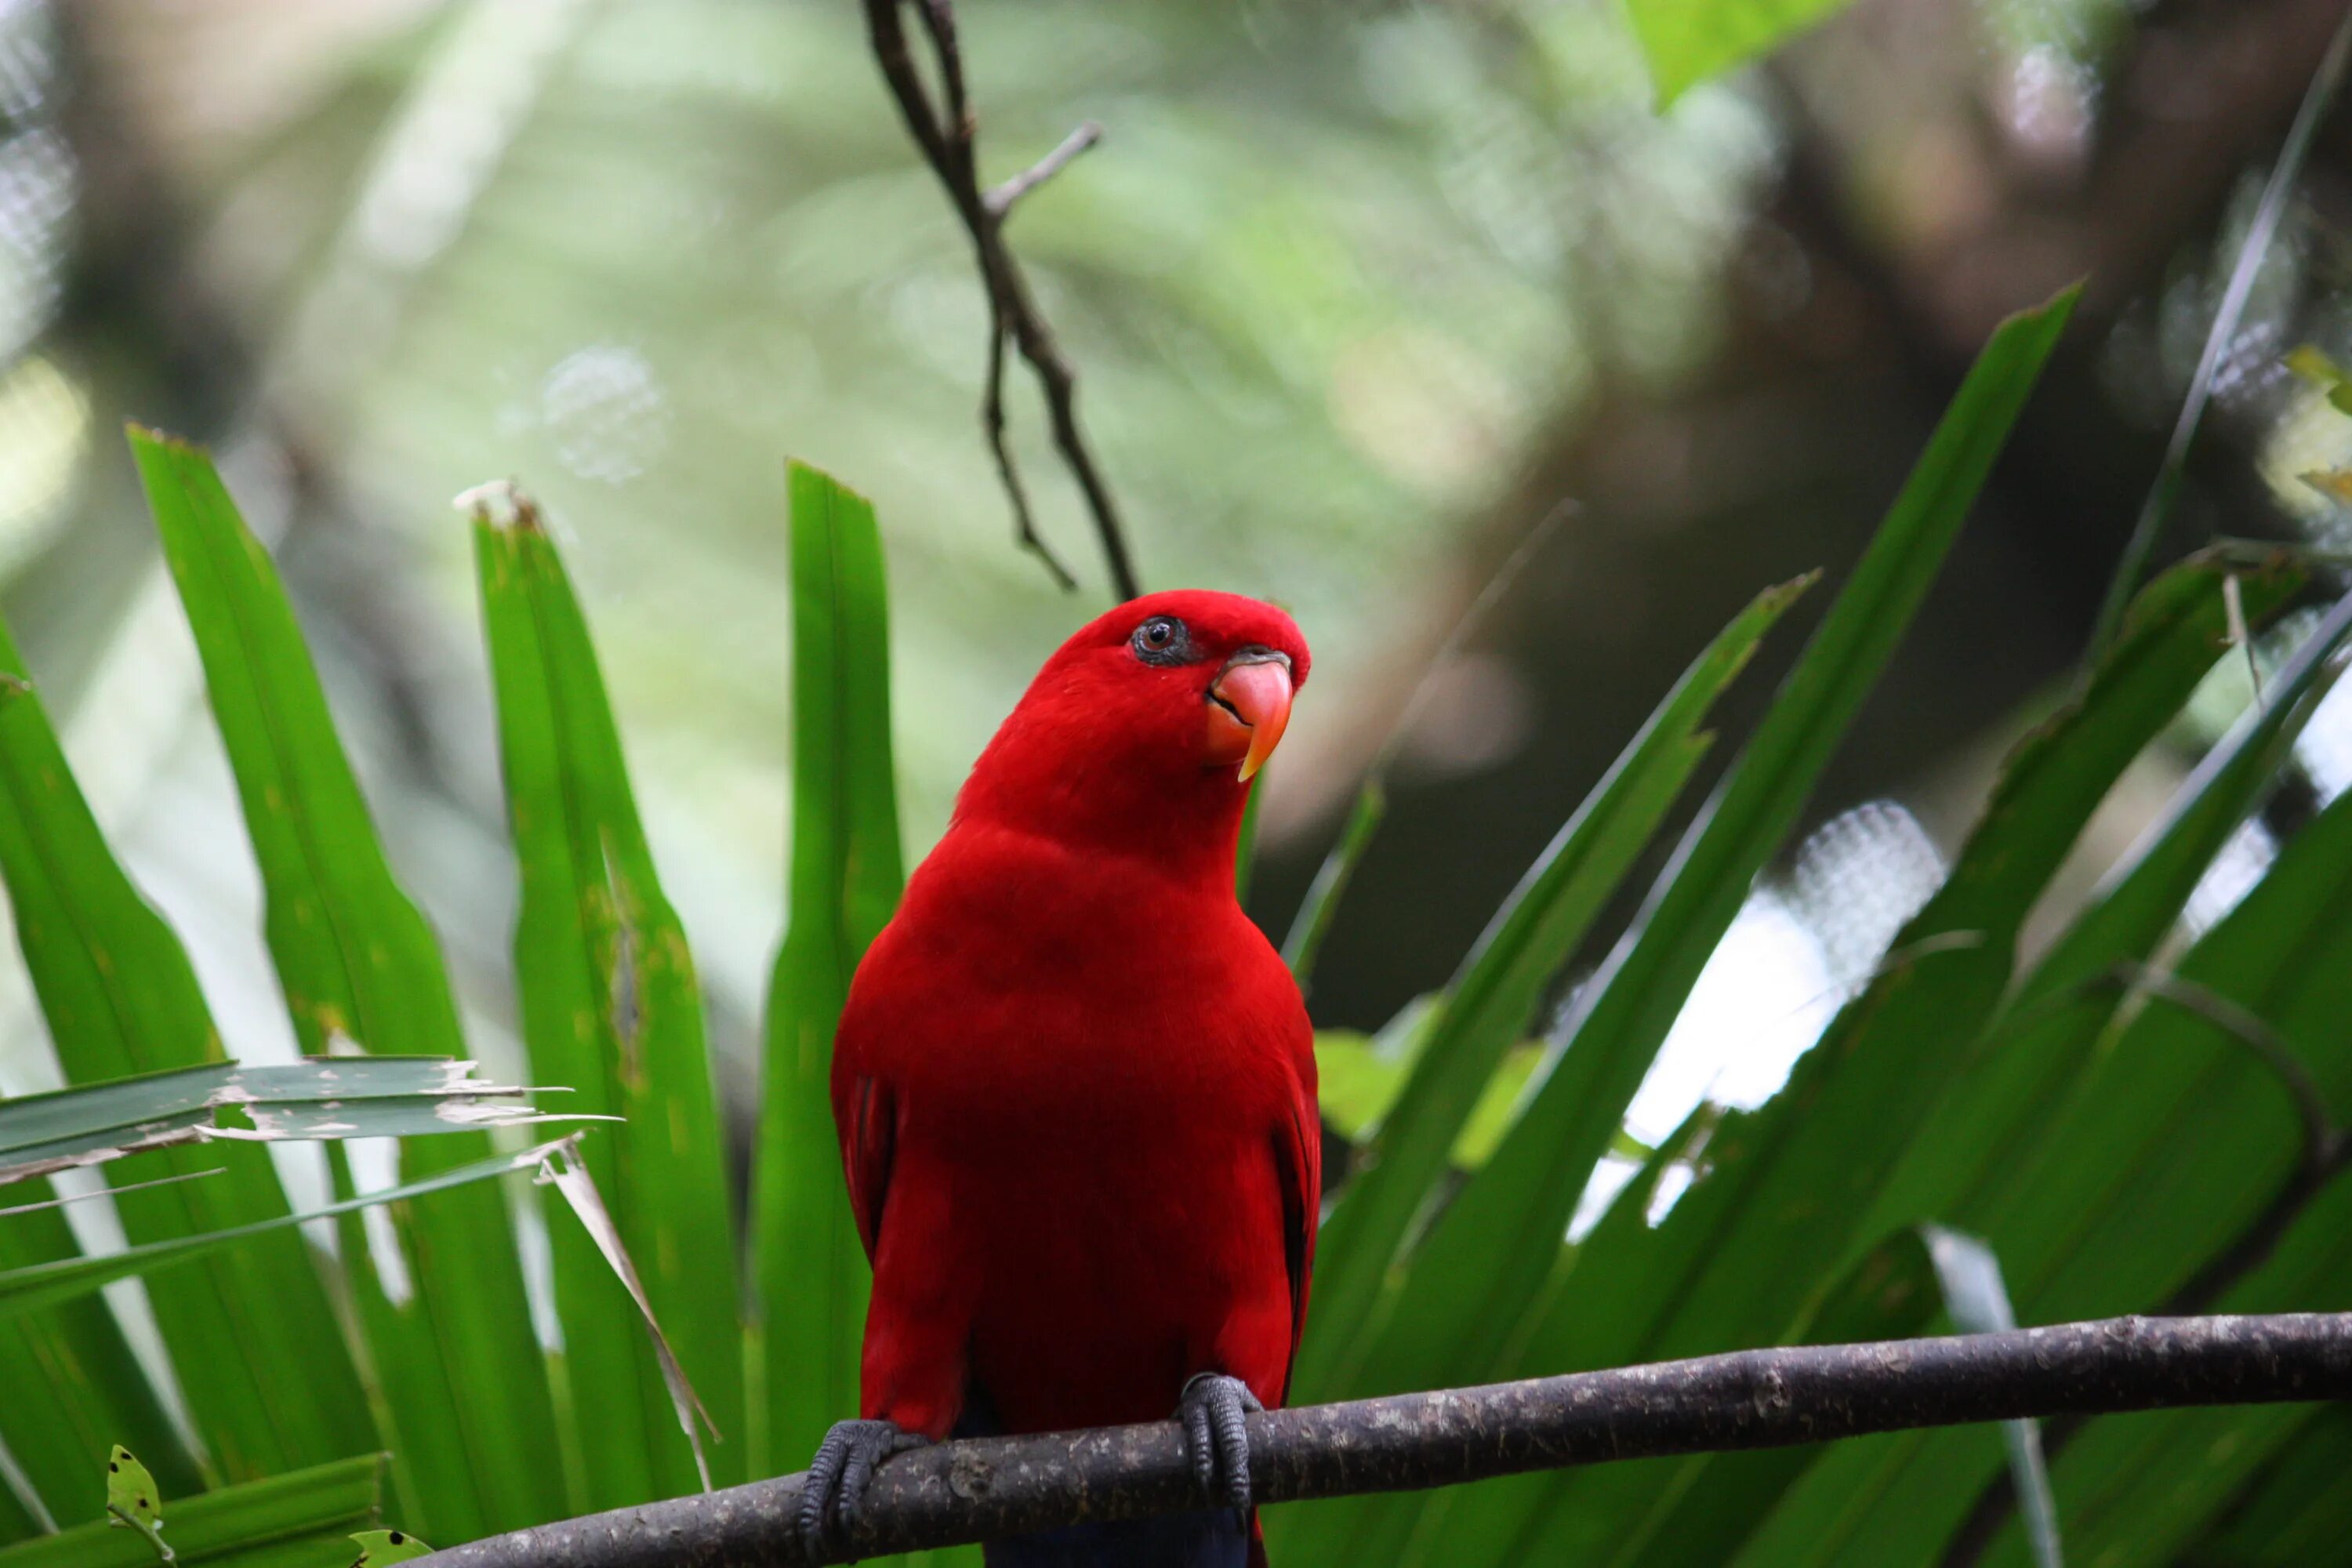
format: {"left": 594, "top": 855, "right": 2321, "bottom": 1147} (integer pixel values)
{"left": 1875, "top": 579, "right": 2352, "bottom": 1249}
{"left": 1296, "top": 571, "right": 1811, "bottom": 1399}
{"left": 0, "top": 596, "right": 362, "bottom": 1484}
{"left": 752, "top": 462, "right": 905, "bottom": 1476}
{"left": 1639, "top": 572, "right": 2336, "bottom": 1567}
{"left": 0, "top": 1454, "right": 384, "bottom": 1568}
{"left": 1450, "top": 550, "right": 2306, "bottom": 1568}
{"left": 1287, "top": 291, "right": 2075, "bottom": 1568}
{"left": 475, "top": 488, "right": 744, "bottom": 1503}
{"left": 1330, "top": 289, "right": 2075, "bottom": 1432}
{"left": 1735, "top": 692, "right": 2352, "bottom": 1566}
{"left": 132, "top": 428, "right": 559, "bottom": 1540}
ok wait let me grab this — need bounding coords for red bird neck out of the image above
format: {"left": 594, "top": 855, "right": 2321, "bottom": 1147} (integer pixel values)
{"left": 953, "top": 715, "right": 1254, "bottom": 895}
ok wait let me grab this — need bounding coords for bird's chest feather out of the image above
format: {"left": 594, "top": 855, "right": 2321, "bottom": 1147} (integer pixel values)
{"left": 854, "top": 826, "right": 1300, "bottom": 1179}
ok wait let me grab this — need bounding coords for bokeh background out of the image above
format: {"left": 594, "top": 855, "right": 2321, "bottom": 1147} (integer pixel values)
{"left": 3, "top": 0, "right": 2352, "bottom": 1231}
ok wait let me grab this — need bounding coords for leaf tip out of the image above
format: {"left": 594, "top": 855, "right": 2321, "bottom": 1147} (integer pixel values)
{"left": 453, "top": 477, "right": 543, "bottom": 533}
{"left": 788, "top": 456, "right": 873, "bottom": 509}
{"left": 2012, "top": 278, "right": 2085, "bottom": 333}
{"left": 122, "top": 422, "right": 200, "bottom": 456}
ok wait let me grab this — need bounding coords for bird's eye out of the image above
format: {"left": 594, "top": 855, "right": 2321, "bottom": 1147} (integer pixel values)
{"left": 1130, "top": 615, "right": 1193, "bottom": 666}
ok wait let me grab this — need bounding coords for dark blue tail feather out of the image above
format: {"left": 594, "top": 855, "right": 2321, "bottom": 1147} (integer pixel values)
{"left": 980, "top": 1508, "right": 1251, "bottom": 1568}
{"left": 957, "top": 1386, "right": 1255, "bottom": 1567}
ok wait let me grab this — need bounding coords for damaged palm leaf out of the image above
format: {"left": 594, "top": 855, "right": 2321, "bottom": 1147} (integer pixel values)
{"left": 534, "top": 1142, "right": 717, "bottom": 1493}
{"left": 754, "top": 462, "right": 906, "bottom": 1476}
{"left": 0, "top": 1058, "right": 591, "bottom": 1189}
{"left": 131, "top": 428, "right": 561, "bottom": 1541}
{"left": 0, "top": 601, "right": 364, "bottom": 1486}
{"left": 473, "top": 480, "right": 743, "bottom": 1505}
{"left": 0, "top": 1140, "right": 571, "bottom": 1320}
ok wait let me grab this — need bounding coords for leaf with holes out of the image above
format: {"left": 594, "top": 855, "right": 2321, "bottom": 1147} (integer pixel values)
{"left": 347, "top": 1529, "right": 434, "bottom": 1566}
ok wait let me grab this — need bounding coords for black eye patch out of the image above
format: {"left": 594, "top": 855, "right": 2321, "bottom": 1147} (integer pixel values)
{"left": 1130, "top": 615, "right": 1196, "bottom": 666}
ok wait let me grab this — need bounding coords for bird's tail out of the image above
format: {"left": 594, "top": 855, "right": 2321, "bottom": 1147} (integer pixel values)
{"left": 981, "top": 1508, "right": 1255, "bottom": 1568}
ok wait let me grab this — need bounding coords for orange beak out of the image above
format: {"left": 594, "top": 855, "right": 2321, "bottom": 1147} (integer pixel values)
{"left": 1205, "top": 651, "right": 1294, "bottom": 782}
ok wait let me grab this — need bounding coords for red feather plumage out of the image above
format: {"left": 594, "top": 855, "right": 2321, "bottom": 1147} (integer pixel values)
{"left": 830, "top": 591, "right": 1319, "bottom": 1527}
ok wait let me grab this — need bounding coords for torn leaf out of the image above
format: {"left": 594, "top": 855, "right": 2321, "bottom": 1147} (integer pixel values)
{"left": 0, "top": 1058, "right": 607, "bottom": 1189}
{"left": 536, "top": 1138, "right": 717, "bottom": 1490}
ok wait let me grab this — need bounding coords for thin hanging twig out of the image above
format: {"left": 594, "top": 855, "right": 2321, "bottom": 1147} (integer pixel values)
{"left": 862, "top": 0, "right": 1142, "bottom": 601}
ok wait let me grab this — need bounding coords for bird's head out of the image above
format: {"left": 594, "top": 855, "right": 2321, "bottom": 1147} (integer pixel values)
{"left": 956, "top": 590, "right": 1310, "bottom": 875}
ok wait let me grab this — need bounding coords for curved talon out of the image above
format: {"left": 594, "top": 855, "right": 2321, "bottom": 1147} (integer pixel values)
{"left": 1178, "top": 1371, "right": 1263, "bottom": 1511}
{"left": 799, "top": 1418, "right": 928, "bottom": 1561}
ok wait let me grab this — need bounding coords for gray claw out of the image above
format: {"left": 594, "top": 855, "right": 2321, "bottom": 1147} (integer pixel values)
{"left": 1178, "top": 1372, "right": 1263, "bottom": 1511}
{"left": 800, "top": 1418, "right": 928, "bottom": 1561}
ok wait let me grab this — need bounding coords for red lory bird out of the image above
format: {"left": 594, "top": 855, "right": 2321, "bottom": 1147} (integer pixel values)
{"left": 797, "top": 590, "right": 1319, "bottom": 1567}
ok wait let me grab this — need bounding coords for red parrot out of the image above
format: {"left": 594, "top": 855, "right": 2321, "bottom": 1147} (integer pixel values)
{"left": 797, "top": 590, "right": 1319, "bottom": 1567}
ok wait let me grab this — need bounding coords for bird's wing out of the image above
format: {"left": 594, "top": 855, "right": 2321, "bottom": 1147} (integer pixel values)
{"left": 1272, "top": 1060, "right": 1321, "bottom": 1404}
{"left": 840, "top": 1070, "right": 896, "bottom": 1262}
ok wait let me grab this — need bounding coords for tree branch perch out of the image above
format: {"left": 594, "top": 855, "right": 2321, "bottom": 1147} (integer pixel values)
{"left": 416, "top": 1312, "right": 2350, "bottom": 1566}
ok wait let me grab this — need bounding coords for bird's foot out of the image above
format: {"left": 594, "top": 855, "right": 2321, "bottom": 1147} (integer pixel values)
{"left": 1178, "top": 1371, "right": 1263, "bottom": 1511}
{"left": 799, "top": 1417, "right": 929, "bottom": 1562}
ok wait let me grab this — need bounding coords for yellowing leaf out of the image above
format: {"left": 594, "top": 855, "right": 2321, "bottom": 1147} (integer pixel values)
{"left": 2285, "top": 343, "right": 2347, "bottom": 387}
{"left": 2299, "top": 467, "right": 2352, "bottom": 505}
{"left": 2284, "top": 346, "right": 2352, "bottom": 414}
